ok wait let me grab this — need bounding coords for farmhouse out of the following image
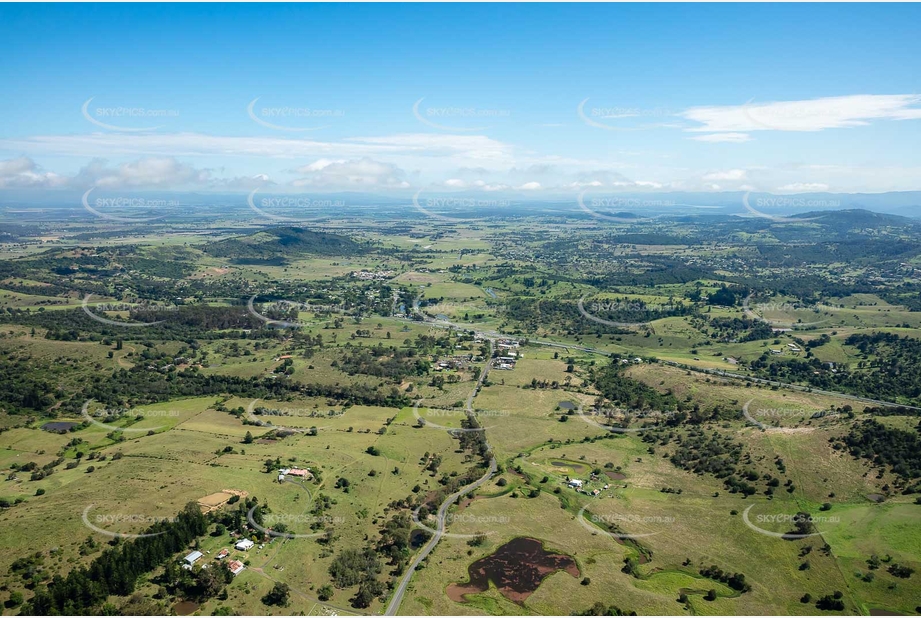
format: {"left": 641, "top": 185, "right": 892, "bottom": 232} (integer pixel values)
{"left": 235, "top": 539, "right": 255, "bottom": 551}
{"left": 215, "top": 548, "right": 229, "bottom": 560}
{"left": 227, "top": 560, "right": 246, "bottom": 576}
{"left": 183, "top": 550, "right": 203, "bottom": 566}
{"left": 568, "top": 479, "right": 584, "bottom": 489}
{"left": 277, "top": 467, "right": 312, "bottom": 481}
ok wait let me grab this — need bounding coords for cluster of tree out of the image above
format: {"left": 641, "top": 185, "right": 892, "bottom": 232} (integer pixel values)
{"left": 80, "top": 365, "right": 409, "bottom": 411}
{"left": 832, "top": 419, "right": 921, "bottom": 480}
{"left": 201, "top": 226, "right": 368, "bottom": 261}
{"left": 592, "top": 361, "right": 678, "bottom": 414}
{"left": 698, "top": 565, "right": 751, "bottom": 592}
{"left": 333, "top": 343, "right": 429, "bottom": 380}
{"left": 328, "top": 548, "right": 386, "bottom": 608}
{"left": 0, "top": 352, "right": 59, "bottom": 413}
{"left": 503, "top": 297, "right": 630, "bottom": 336}
{"left": 577, "top": 602, "right": 637, "bottom": 615}
{"left": 752, "top": 332, "right": 921, "bottom": 404}
{"left": 657, "top": 429, "right": 774, "bottom": 496}
{"left": 705, "top": 316, "right": 775, "bottom": 342}
{"left": 22, "top": 503, "right": 207, "bottom": 615}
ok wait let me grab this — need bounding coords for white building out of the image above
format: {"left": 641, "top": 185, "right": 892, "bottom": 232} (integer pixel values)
{"left": 183, "top": 550, "right": 203, "bottom": 566}
{"left": 235, "top": 539, "right": 255, "bottom": 551}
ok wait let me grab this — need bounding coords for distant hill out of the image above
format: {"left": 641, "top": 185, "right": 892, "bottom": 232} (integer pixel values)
{"left": 201, "top": 227, "right": 368, "bottom": 264}
{"left": 793, "top": 208, "right": 921, "bottom": 229}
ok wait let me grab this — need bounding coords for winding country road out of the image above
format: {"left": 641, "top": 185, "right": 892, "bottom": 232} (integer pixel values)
{"left": 382, "top": 297, "right": 920, "bottom": 614}
{"left": 400, "top": 308, "right": 918, "bottom": 410}
{"left": 385, "top": 341, "right": 498, "bottom": 615}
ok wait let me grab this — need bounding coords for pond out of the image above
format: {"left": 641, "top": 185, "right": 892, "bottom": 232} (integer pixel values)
{"left": 447, "top": 537, "right": 579, "bottom": 604}
{"left": 549, "top": 460, "right": 590, "bottom": 474}
{"left": 558, "top": 401, "right": 577, "bottom": 410}
{"left": 173, "top": 600, "right": 200, "bottom": 615}
{"left": 410, "top": 529, "right": 431, "bottom": 549}
{"left": 41, "top": 421, "right": 79, "bottom": 433}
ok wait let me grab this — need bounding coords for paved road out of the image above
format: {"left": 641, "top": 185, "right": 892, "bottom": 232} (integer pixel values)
{"left": 384, "top": 300, "right": 919, "bottom": 614}
{"left": 398, "top": 309, "right": 918, "bottom": 410}
{"left": 385, "top": 341, "right": 498, "bottom": 615}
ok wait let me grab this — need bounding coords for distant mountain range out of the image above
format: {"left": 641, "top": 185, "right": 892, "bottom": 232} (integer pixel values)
{"left": 1, "top": 189, "right": 919, "bottom": 220}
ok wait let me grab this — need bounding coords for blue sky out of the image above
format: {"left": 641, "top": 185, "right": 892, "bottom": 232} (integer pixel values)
{"left": 1, "top": 3, "right": 920, "bottom": 197}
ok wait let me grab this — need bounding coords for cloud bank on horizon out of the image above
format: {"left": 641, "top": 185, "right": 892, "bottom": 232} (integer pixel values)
{"left": 1, "top": 4, "right": 919, "bottom": 197}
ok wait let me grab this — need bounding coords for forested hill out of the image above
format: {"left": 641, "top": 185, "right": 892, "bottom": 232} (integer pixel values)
{"left": 201, "top": 227, "right": 369, "bottom": 262}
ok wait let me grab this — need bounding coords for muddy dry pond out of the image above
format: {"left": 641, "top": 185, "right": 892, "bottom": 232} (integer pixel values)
{"left": 447, "top": 537, "right": 579, "bottom": 604}
{"left": 173, "top": 600, "right": 200, "bottom": 615}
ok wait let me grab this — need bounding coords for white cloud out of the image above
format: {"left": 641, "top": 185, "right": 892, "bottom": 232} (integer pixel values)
{"left": 777, "top": 182, "right": 830, "bottom": 192}
{"left": 683, "top": 94, "right": 921, "bottom": 133}
{"left": 291, "top": 157, "right": 409, "bottom": 189}
{"left": 0, "top": 155, "right": 216, "bottom": 189}
{"left": 301, "top": 158, "right": 345, "bottom": 172}
{"left": 517, "top": 181, "right": 542, "bottom": 191}
{"left": 81, "top": 157, "right": 211, "bottom": 188}
{"left": 690, "top": 132, "right": 751, "bottom": 143}
{"left": 703, "top": 169, "right": 747, "bottom": 181}
{"left": 0, "top": 132, "right": 513, "bottom": 164}
{"left": 0, "top": 156, "right": 67, "bottom": 188}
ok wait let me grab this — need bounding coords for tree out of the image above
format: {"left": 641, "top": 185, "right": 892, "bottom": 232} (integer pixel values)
{"left": 261, "top": 582, "right": 290, "bottom": 607}
{"left": 243, "top": 431, "right": 254, "bottom": 444}
{"left": 6, "top": 591, "right": 23, "bottom": 608}
{"left": 705, "top": 589, "right": 717, "bottom": 601}
{"left": 317, "top": 585, "right": 333, "bottom": 601}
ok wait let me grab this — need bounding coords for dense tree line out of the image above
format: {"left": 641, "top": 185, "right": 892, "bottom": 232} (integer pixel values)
{"left": 334, "top": 344, "right": 430, "bottom": 380}
{"left": 751, "top": 332, "right": 921, "bottom": 404}
{"left": 592, "top": 361, "right": 679, "bottom": 412}
{"left": 22, "top": 503, "right": 207, "bottom": 615}
{"left": 832, "top": 419, "right": 921, "bottom": 481}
